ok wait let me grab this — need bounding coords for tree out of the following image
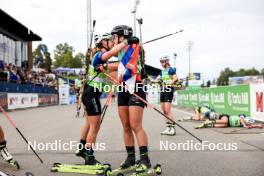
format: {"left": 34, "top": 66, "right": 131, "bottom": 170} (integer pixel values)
{"left": 217, "top": 67, "right": 234, "bottom": 86}
{"left": 235, "top": 68, "right": 260, "bottom": 76}
{"left": 261, "top": 68, "right": 264, "bottom": 77}
{"left": 53, "top": 43, "right": 74, "bottom": 68}
{"left": 33, "top": 44, "right": 52, "bottom": 72}
{"left": 53, "top": 43, "right": 84, "bottom": 68}
{"left": 72, "top": 53, "right": 84, "bottom": 68}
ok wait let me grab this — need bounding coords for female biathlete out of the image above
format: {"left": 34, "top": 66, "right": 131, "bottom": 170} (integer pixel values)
{"left": 154, "top": 56, "right": 178, "bottom": 136}
{"left": 76, "top": 32, "right": 140, "bottom": 165}
{"left": 110, "top": 25, "right": 152, "bottom": 171}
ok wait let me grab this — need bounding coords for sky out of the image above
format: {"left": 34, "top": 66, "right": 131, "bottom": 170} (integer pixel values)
{"left": 1, "top": 0, "right": 264, "bottom": 80}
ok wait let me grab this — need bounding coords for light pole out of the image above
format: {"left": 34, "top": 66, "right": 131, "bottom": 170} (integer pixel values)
{"left": 87, "top": 0, "right": 92, "bottom": 48}
{"left": 187, "top": 41, "right": 194, "bottom": 76}
{"left": 131, "top": 0, "right": 140, "bottom": 36}
{"left": 173, "top": 53, "right": 177, "bottom": 67}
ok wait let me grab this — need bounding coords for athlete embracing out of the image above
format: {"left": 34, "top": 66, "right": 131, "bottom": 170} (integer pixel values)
{"left": 76, "top": 32, "right": 140, "bottom": 165}
{"left": 110, "top": 25, "right": 152, "bottom": 171}
{"left": 154, "top": 56, "right": 178, "bottom": 136}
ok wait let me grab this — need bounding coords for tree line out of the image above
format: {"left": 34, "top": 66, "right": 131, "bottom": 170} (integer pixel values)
{"left": 33, "top": 43, "right": 84, "bottom": 72}
{"left": 217, "top": 67, "right": 264, "bottom": 86}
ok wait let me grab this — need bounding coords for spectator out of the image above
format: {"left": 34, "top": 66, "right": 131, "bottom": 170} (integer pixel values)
{"left": 0, "top": 61, "right": 8, "bottom": 82}
{"left": 9, "top": 65, "right": 20, "bottom": 83}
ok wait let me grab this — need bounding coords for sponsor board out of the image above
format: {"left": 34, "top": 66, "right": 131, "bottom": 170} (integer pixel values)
{"left": 250, "top": 84, "right": 264, "bottom": 122}
{"left": 7, "top": 93, "right": 38, "bottom": 110}
{"left": 59, "top": 85, "right": 70, "bottom": 105}
{"left": 177, "top": 84, "right": 251, "bottom": 116}
{"left": 0, "top": 93, "right": 8, "bottom": 110}
{"left": 38, "top": 94, "right": 59, "bottom": 106}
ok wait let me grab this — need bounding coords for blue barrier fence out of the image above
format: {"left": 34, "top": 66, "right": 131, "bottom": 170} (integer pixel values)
{"left": 0, "top": 82, "right": 57, "bottom": 94}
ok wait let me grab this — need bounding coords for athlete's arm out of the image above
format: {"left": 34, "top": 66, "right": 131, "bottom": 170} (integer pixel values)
{"left": 171, "top": 74, "right": 178, "bottom": 84}
{"left": 239, "top": 117, "right": 248, "bottom": 128}
{"left": 101, "top": 40, "right": 128, "bottom": 61}
{"left": 107, "top": 62, "right": 119, "bottom": 71}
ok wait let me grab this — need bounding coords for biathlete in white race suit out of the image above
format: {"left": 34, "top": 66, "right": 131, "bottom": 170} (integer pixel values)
{"left": 154, "top": 56, "right": 178, "bottom": 136}
{"left": 76, "top": 31, "right": 140, "bottom": 165}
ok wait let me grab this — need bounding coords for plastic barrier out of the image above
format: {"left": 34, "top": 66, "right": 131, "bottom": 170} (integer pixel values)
{"left": 0, "top": 82, "right": 57, "bottom": 94}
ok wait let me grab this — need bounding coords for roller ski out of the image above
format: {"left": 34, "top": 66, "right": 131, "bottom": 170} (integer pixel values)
{"left": 51, "top": 162, "right": 111, "bottom": 175}
{"left": 0, "top": 147, "right": 20, "bottom": 170}
{"left": 130, "top": 164, "right": 162, "bottom": 176}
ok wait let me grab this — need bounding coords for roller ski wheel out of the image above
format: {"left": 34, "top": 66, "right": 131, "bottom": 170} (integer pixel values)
{"left": 8, "top": 159, "right": 20, "bottom": 170}
{"left": 154, "top": 164, "right": 162, "bottom": 175}
{"left": 131, "top": 164, "right": 161, "bottom": 176}
{"left": 104, "top": 167, "right": 112, "bottom": 176}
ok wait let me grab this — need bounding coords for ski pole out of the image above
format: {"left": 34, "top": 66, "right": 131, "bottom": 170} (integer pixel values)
{"left": 0, "top": 106, "right": 44, "bottom": 163}
{"left": 102, "top": 72, "right": 203, "bottom": 143}
{"left": 143, "top": 29, "right": 183, "bottom": 45}
{"left": 100, "top": 91, "right": 114, "bottom": 124}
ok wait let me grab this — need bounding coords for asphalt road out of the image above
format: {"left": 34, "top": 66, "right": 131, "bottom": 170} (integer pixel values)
{"left": 0, "top": 103, "right": 264, "bottom": 176}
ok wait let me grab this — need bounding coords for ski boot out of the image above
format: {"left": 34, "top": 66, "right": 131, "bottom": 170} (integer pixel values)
{"left": 195, "top": 120, "right": 213, "bottom": 129}
{"left": 111, "top": 155, "right": 137, "bottom": 176}
{"left": 134, "top": 156, "right": 152, "bottom": 174}
{"left": 75, "top": 143, "right": 86, "bottom": 159}
{"left": 160, "top": 124, "right": 176, "bottom": 136}
{"left": 0, "top": 147, "right": 20, "bottom": 169}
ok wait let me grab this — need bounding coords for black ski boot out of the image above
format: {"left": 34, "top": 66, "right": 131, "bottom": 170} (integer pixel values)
{"left": 75, "top": 143, "right": 86, "bottom": 159}
{"left": 136, "top": 154, "right": 151, "bottom": 173}
{"left": 85, "top": 155, "right": 101, "bottom": 165}
{"left": 120, "top": 155, "right": 136, "bottom": 169}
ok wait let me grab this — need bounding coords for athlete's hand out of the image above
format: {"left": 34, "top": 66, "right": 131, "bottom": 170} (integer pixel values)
{"left": 95, "top": 63, "right": 108, "bottom": 73}
{"left": 127, "top": 36, "right": 139, "bottom": 45}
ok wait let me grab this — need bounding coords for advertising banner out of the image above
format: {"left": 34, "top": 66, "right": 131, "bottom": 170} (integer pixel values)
{"left": 177, "top": 84, "right": 251, "bottom": 116}
{"left": 7, "top": 93, "right": 38, "bottom": 110}
{"left": 250, "top": 84, "right": 264, "bottom": 122}
{"left": 59, "top": 85, "right": 70, "bottom": 105}
{"left": 38, "top": 94, "right": 59, "bottom": 106}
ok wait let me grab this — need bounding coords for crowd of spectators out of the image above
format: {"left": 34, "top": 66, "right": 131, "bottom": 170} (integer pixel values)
{"left": 0, "top": 60, "right": 58, "bottom": 89}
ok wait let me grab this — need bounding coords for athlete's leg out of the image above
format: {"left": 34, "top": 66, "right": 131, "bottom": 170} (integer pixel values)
{"left": 129, "top": 106, "right": 151, "bottom": 168}
{"left": 118, "top": 105, "right": 136, "bottom": 168}
{"left": 118, "top": 106, "right": 135, "bottom": 146}
{"left": 160, "top": 102, "right": 165, "bottom": 114}
{"left": 163, "top": 102, "right": 174, "bottom": 122}
{"left": 0, "top": 126, "right": 4, "bottom": 142}
{"left": 85, "top": 115, "right": 101, "bottom": 148}
{"left": 129, "top": 106, "right": 147, "bottom": 146}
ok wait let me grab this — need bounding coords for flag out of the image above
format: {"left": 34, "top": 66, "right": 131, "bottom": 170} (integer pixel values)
{"left": 118, "top": 44, "right": 140, "bottom": 93}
